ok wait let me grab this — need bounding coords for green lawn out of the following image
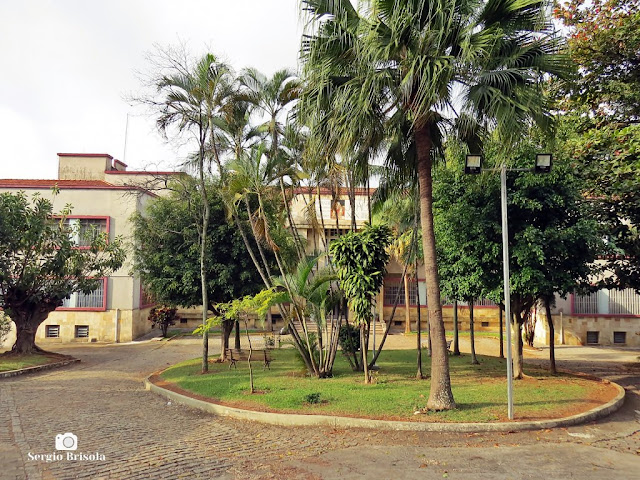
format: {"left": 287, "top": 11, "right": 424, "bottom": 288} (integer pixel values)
{"left": 160, "top": 349, "right": 604, "bottom": 423}
{"left": 0, "top": 354, "right": 54, "bottom": 372}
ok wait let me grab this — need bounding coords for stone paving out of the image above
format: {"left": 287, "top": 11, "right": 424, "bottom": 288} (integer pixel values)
{"left": 0, "top": 335, "right": 638, "bottom": 479}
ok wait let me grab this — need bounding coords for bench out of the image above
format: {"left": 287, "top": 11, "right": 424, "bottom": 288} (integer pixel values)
{"left": 224, "top": 349, "right": 272, "bottom": 370}
{"left": 420, "top": 340, "right": 453, "bottom": 353}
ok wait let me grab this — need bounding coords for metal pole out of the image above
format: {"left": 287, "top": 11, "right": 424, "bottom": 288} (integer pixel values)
{"left": 501, "top": 165, "right": 514, "bottom": 420}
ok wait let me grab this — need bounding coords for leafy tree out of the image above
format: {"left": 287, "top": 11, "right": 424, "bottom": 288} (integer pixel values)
{"left": 441, "top": 137, "right": 603, "bottom": 378}
{"left": 554, "top": 0, "right": 640, "bottom": 291}
{"left": 300, "top": 0, "right": 568, "bottom": 409}
{"left": 132, "top": 178, "right": 265, "bottom": 357}
{"left": 0, "top": 192, "right": 124, "bottom": 354}
{"left": 330, "top": 224, "right": 392, "bottom": 383}
{"left": 434, "top": 163, "right": 502, "bottom": 366}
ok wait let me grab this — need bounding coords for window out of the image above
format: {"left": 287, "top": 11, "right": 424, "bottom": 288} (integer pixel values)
{"left": 384, "top": 282, "right": 419, "bottom": 306}
{"left": 481, "top": 321, "right": 490, "bottom": 327}
{"left": 613, "top": 331, "right": 626, "bottom": 344}
{"left": 65, "top": 217, "right": 108, "bottom": 247}
{"left": 45, "top": 325, "right": 60, "bottom": 338}
{"left": 574, "top": 291, "right": 600, "bottom": 314}
{"left": 60, "top": 279, "right": 106, "bottom": 310}
{"left": 586, "top": 331, "right": 599, "bottom": 344}
{"left": 609, "top": 289, "right": 640, "bottom": 315}
{"left": 180, "top": 318, "right": 188, "bottom": 324}
{"left": 573, "top": 289, "right": 640, "bottom": 316}
{"left": 75, "top": 325, "right": 89, "bottom": 338}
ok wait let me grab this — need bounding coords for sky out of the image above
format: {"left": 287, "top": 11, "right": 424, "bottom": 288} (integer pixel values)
{"left": 0, "top": 0, "right": 303, "bottom": 179}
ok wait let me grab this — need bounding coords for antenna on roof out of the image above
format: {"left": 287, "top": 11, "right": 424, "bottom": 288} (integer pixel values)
{"left": 123, "top": 113, "right": 130, "bottom": 164}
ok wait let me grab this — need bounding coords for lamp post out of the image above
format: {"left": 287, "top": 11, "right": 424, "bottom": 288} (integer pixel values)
{"left": 465, "top": 153, "right": 551, "bottom": 420}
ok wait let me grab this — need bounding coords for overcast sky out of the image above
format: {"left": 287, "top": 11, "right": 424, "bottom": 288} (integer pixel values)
{"left": 0, "top": 0, "right": 302, "bottom": 179}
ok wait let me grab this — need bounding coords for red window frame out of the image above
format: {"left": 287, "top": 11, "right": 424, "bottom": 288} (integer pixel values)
{"left": 56, "top": 277, "right": 107, "bottom": 312}
{"left": 53, "top": 215, "right": 110, "bottom": 249}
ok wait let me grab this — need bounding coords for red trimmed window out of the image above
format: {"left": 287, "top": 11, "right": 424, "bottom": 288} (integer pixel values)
{"left": 64, "top": 216, "right": 109, "bottom": 247}
{"left": 384, "top": 281, "right": 418, "bottom": 306}
{"left": 58, "top": 278, "right": 107, "bottom": 311}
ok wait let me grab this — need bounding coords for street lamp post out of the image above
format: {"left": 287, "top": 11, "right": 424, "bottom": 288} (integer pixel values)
{"left": 465, "top": 153, "right": 551, "bottom": 421}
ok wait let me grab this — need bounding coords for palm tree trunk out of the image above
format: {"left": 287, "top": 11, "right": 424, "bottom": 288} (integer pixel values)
{"left": 360, "top": 323, "right": 370, "bottom": 384}
{"left": 415, "top": 257, "right": 423, "bottom": 379}
{"left": 513, "top": 311, "right": 524, "bottom": 379}
{"left": 415, "top": 124, "right": 455, "bottom": 410}
{"left": 197, "top": 128, "right": 210, "bottom": 374}
{"left": 403, "top": 274, "right": 411, "bottom": 334}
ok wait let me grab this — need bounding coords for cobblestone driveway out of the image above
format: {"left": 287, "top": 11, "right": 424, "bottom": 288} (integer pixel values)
{"left": 1, "top": 338, "right": 638, "bottom": 479}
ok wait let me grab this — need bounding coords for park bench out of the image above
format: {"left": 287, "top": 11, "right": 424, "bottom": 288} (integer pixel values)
{"left": 421, "top": 339, "right": 453, "bottom": 354}
{"left": 225, "top": 348, "right": 272, "bottom": 370}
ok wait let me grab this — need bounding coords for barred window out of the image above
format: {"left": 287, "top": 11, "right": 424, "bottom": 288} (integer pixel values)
{"left": 61, "top": 280, "right": 105, "bottom": 310}
{"left": 608, "top": 289, "right": 640, "bottom": 315}
{"left": 66, "top": 218, "right": 108, "bottom": 247}
{"left": 573, "top": 289, "right": 640, "bottom": 316}
{"left": 574, "top": 291, "right": 600, "bottom": 315}
{"left": 384, "top": 282, "right": 418, "bottom": 305}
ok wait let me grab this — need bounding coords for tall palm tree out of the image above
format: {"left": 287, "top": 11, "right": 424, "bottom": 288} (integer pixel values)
{"left": 300, "top": 0, "right": 568, "bottom": 409}
{"left": 238, "top": 69, "right": 306, "bottom": 257}
{"left": 153, "top": 52, "right": 235, "bottom": 373}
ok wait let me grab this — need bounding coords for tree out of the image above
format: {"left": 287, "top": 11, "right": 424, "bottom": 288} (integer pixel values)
{"left": 330, "top": 224, "right": 392, "bottom": 383}
{"left": 0, "top": 192, "right": 124, "bottom": 354}
{"left": 300, "top": 0, "right": 568, "bottom": 409}
{"left": 434, "top": 160, "right": 502, "bottom": 366}
{"left": 554, "top": 0, "right": 640, "bottom": 291}
{"left": 145, "top": 48, "right": 235, "bottom": 373}
{"left": 132, "top": 178, "right": 265, "bottom": 358}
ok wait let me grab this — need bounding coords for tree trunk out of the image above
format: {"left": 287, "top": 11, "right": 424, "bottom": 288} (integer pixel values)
{"left": 198, "top": 133, "right": 210, "bottom": 375}
{"left": 234, "top": 320, "right": 241, "bottom": 350}
{"left": 220, "top": 320, "right": 234, "bottom": 361}
{"left": 499, "top": 303, "right": 504, "bottom": 359}
{"left": 415, "top": 124, "right": 455, "bottom": 410}
{"left": 415, "top": 259, "right": 423, "bottom": 379}
{"left": 404, "top": 274, "right": 411, "bottom": 334}
{"left": 470, "top": 300, "right": 479, "bottom": 365}
{"left": 10, "top": 308, "right": 51, "bottom": 354}
{"left": 361, "top": 323, "right": 370, "bottom": 384}
{"left": 545, "top": 298, "right": 556, "bottom": 374}
{"left": 453, "top": 300, "right": 460, "bottom": 356}
{"left": 512, "top": 312, "right": 524, "bottom": 379}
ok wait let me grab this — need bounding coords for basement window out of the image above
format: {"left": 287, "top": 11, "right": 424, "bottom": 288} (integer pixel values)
{"left": 75, "top": 325, "right": 89, "bottom": 338}
{"left": 586, "top": 331, "right": 599, "bottom": 345}
{"left": 481, "top": 321, "right": 489, "bottom": 327}
{"left": 180, "top": 318, "right": 187, "bottom": 324}
{"left": 45, "top": 325, "right": 60, "bottom": 338}
{"left": 613, "top": 331, "right": 626, "bottom": 344}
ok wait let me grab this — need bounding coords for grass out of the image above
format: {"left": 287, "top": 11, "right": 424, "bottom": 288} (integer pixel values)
{"left": 0, "top": 353, "right": 55, "bottom": 372}
{"left": 160, "top": 349, "right": 605, "bottom": 423}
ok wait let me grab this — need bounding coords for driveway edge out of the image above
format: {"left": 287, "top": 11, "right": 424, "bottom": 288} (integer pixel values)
{"left": 144, "top": 375, "right": 625, "bottom": 433}
{"left": 0, "top": 358, "right": 80, "bottom": 379}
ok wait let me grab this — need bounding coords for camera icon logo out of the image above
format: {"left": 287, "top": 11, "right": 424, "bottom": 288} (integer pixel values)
{"left": 55, "top": 432, "right": 78, "bottom": 451}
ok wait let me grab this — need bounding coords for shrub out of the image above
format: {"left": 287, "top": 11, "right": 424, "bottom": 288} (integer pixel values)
{"left": 148, "top": 306, "right": 179, "bottom": 338}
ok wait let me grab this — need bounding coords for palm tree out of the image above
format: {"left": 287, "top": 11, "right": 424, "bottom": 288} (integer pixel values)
{"left": 300, "top": 0, "right": 568, "bottom": 409}
{"left": 238, "top": 69, "right": 306, "bottom": 257}
{"left": 152, "top": 52, "right": 235, "bottom": 373}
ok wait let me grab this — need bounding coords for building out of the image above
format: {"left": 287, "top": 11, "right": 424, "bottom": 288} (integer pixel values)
{"left": 0, "top": 153, "right": 180, "bottom": 347}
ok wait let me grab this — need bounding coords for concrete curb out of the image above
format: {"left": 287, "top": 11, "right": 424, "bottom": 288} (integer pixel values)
{"left": 0, "top": 358, "right": 80, "bottom": 379}
{"left": 144, "top": 375, "right": 625, "bottom": 433}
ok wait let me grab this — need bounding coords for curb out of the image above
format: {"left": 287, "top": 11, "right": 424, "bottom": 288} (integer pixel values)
{"left": 144, "top": 375, "right": 625, "bottom": 433}
{"left": 0, "top": 358, "right": 80, "bottom": 379}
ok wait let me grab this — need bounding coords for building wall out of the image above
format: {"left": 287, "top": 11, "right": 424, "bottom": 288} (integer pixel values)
{"left": 534, "top": 313, "right": 640, "bottom": 347}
